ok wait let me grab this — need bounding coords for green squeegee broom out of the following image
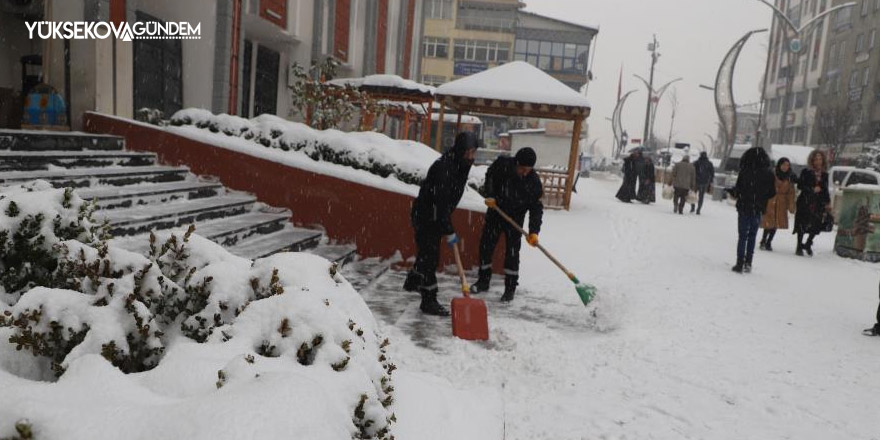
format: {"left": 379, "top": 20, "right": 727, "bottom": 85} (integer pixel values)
{"left": 490, "top": 205, "right": 597, "bottom": 305}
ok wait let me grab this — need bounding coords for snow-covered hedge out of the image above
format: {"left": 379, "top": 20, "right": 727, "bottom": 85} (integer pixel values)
{"left": 0, "top": 183, "right": 395, "bottom": 439}
{"left": 169, "top": 108, "right": 487, "bottom": 192}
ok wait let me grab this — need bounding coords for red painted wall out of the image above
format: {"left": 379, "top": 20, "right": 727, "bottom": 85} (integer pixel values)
{"left": 83, "top": 112, "right": 505, "bottom": 272}
{"left": 334, "top": 0, "right": 351, "bottom": 62}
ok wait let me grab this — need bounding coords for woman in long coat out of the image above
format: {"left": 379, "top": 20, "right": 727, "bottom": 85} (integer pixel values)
{"left": 637, "top": 157, "right": 656, "bottom": 204}
{"left": 759, "top": 157, "right": 797, "bottom": 251}
{"left": 793, "top": 149, "right": 831, "bottom": 256}
{"left": 616, "top": 151, "right": 639, "bottom": 203}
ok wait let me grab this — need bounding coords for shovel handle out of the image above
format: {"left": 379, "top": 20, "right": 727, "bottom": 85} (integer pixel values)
{"left": 490, "top": 205, "right": 575, "bottom": 278}
{"left": 451, "top": 242, "right": 470, "bottom": 297}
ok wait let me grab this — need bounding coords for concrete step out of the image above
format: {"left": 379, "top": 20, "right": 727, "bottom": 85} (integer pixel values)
{"left": 340, "top": 257, "right": 393, "bottom": 292}
{"left": 0, "top": 129, "right": 124, "bottom": 151}
{"left": 311, "top": 244, "right": 358, "bottom": 266}
{"left": 228, "top": 226, "right": 324, "bottom": 260}
{"left": 0, "top": 150, "right": 157, "bottom": 171}
{"left": 0, "top": 165, "right": 189, "bottom": 188}
{"left": 76, "top": 181, "right": 224, "bottom": 209}
{"left": 195, "top": 212, "right": 294, "bottom": 245}
{"left": 99, "top": 194, "right": 256, "bottom": 236}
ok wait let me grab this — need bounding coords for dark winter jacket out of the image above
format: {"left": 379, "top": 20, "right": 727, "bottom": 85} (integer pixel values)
{"left": 794, "top": 167, "right": 831, "bottom": 234}
{"left": 694, "top": 156, "right": 715, "bottom": 186}
{"left": 732, "top": 147, "right": 776, "bottom": 215}
{"left": 411, "top": 132, "right": 479, "bottom": 234}
{"left": 484, "top": 156, "right": 544, "bottom": 234}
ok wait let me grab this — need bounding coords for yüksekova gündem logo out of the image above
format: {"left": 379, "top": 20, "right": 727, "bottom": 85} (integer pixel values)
{"left": 26, "top": 21, "right": 201, "bottom": 41}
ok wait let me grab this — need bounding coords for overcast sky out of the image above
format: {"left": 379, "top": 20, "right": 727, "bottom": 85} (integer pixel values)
{"left": 523, "top": 0, "right": 774, "bottom": 157}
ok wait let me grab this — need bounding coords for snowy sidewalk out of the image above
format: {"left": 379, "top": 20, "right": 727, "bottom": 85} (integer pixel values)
{"left": 378, "top": 172, "right": 880, "bottom": 440}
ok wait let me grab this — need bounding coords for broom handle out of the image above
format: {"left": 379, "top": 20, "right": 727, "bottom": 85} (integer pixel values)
{"left": 490, "top": 205, "right": 577, "bottom": 281}
{"left": 451, "top": 242, "right": 470, "bottom": 297}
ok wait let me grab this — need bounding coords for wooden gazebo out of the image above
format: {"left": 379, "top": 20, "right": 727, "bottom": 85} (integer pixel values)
{"left": 329, "top": 75, "right": 435, "bottom": 143}
{"left": 435, "top": 61, "right": 592, "bottom": 210}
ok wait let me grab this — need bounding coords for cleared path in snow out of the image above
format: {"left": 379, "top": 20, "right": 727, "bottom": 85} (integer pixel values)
{"left": 374, "top": 172, "right": 880, "bottom": 440}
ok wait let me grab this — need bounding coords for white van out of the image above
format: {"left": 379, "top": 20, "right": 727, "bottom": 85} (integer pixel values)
{"left": 829, "top": 166, "right": 880, "bottom": 221}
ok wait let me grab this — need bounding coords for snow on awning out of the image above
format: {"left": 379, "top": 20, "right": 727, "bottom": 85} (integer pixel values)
{"left": 435, "top": 61, "right": 591, "bottom": 121}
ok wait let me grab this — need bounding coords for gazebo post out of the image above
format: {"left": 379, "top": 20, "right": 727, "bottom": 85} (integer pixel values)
{"left": 382, "top": 113, "right": 388, "bottom": 133}
{"left": 563, "top": 117, "right": 585, "bottom": 210}
{"left": 403, "top": 109, "right": 411, "bottom": 140}
{"left": 423, "top": 100, "right": 433, "bottom": 144}
{"left": 455, "top": 110, "right": 463, "bottom": 133}
{"left": 434, "top": 104, "right": 446, "bottom": 151}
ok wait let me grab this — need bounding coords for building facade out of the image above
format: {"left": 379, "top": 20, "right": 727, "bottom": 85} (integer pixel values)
{"left": 418, "top": 0, "right": 520, "bottom": 87}
{"left": 0, "top": 0, "right": 422, "bottom": 130}
{"left": 513, "top": 11, "right": 596, "bottom": 92}
{"left": 815, "top": 0, "right": 880, "bottom": 156}
{"left": 762, "top": 0, "right": 836, "bottom": 147}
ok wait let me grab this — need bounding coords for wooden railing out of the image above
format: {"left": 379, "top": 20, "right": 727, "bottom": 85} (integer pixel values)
{"left": 536, "top": 169, "right": 569, "bottom": 210}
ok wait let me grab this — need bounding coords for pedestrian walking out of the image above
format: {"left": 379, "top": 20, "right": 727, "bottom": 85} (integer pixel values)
{"left": 471, "top": 148, "right": 544, "bottom": 302}
{"left": 759, "top": 157, "right": 797, "bottom": 251}
{"left": 729, "top": 147, "right": 776, "bottom": 273}
{"left": 793, "top": 149, "right": 831, "bottom": 257}
{"left": 691, "top": 151, "right": 715, "bottom": 214}
{"left": 616, "top": 149, "right": 640, "bottom": 203}
{"left": 403, "top": 131, "right": 479, "bottom": 316}
{"left": 637, "top": 157, "right": 656, "bottom": 204}
{"left": 670, "top": 155, "right": 696, "bottom": 214}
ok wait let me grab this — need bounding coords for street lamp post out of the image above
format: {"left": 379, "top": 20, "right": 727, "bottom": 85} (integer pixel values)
{"left": 642, "top": 35, "right": 660, "bottom": 150}
{"left": 634, "top": 74, "right": 682, "bottom": 151}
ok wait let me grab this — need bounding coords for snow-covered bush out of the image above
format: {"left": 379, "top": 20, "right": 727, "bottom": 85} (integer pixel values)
{"left": 0, "top": 184, "right": 395, "bottom": 438}
{"left": 170, "top": 109, "right": 487, "bottom": 193}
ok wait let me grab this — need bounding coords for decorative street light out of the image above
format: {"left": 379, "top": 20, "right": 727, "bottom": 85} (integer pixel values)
{"left": 754, "top": 0, "right": 857, "bottom": 148}
{"left": 634, "top": 74, "right": 682, "bottom": 151}
{"left": 612, "top": 89, "right": 637, "bottom": 158}
{"left": 713, "top": 29, "right": 766, "bottom": 172}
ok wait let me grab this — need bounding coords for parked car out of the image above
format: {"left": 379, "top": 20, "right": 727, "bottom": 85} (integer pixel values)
{"left": 829, "top": 166, "right": 880, "bottom": 222}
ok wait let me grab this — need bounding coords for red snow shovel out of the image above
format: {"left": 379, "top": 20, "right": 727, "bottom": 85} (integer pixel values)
{"left": 450, "top": 242, "right": 489, "bottom": 341}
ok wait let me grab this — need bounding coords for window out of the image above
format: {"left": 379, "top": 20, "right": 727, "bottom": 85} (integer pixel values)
{"left": 848, "top": 172, "right": 879, "bottom": 185}
{"left": 794, "top": 91, "right": 806, "bottom": 109}
{"left": 513, "top": 39, "right": 587, "bottom": 72}
{"left": 857, "top": 33, "right": 866, "bottom": 52}
{"left": 769, "top": 97, "right": 781, "bottom": 113}
{"left": 425, "top": 0, "right": 453, "bottom": 20}
{"left": 871, "top": 29, "right": 876, "bottom": 49}
{"left": 423, "top": 37, "right": 449, "bottom": 58}
{"left": 864, "top": 67, "right": 871, "bottom": 86}
{"left": 421, "top": 75, "right": 446, "bottom": 86}
{"left": 850, "top": 70, "right": 861, "bottom": 88}
{"left": 829, "top": 42, "right": 839, "bottom": 68}
{"left": 812, "top": 27, "right": 823, "bottom": 71}
{"left": 810, "top": 88, "right": 820, "bottom": 106}
{"left": 456, "top": 3, "right": 516, "bottom": 32}
{"left": 453, "top": 40, "right": 510, "bottom": 62}
{"left": 863, "top": 0, "right": 870, "bottom": 16}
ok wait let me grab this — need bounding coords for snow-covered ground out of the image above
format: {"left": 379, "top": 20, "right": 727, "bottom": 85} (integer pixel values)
{"left": 3, "top": 173, "right": 878, "bottom": 439}
{"left": 375, "top": 172, "right": 880, "bottom": 440}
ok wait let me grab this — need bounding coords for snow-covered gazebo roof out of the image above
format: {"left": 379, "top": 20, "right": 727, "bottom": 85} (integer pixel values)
{"left": 329, "top": 74, "right": 435, "bottom": 101}
{"left": 435, "top": 61, "right": 591, "bottom": 120}
{"left": 434, "top": 62, "right": 592, "bottom": 210}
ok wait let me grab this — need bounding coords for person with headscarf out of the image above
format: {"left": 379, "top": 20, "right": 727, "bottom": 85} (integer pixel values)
{"left": 403, "top": 131, "right": 480, "bottom": 316}
{"left": 691, "top": 151, "right": 715, "bottom": 214}
{"left": 616, "top": 149, "right": 640, "bottom": 203}
{"left": 637, "top": 156, "right": 656, "bottom": 204}
{"left": 471, "top": 148, "right": 544, "bottom": 302}
{"left": 728, "top": 147, "right": 776, "bottom": 273}
{"left": 793, "top": 149, "right": 831, "bottom": 256}
{"left": 759, "top": 157, "right": 798, "bottom": 251}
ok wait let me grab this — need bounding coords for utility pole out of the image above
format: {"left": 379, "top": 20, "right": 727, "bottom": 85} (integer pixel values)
{"left": 643, "top": 35, "right": 659, "bottom": 150}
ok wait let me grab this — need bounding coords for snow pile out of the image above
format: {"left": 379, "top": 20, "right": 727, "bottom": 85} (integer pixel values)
{"left": 169, "top": 109, "right": 486, "bottom": 194}
{"left": 0, "top": 184, "right": 396, "bottom": 439}
{"left": 328, "top": 75, "right": 436, "bottom": 95}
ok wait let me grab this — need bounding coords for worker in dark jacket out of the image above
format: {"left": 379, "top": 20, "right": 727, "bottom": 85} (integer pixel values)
{"left": 403, "top": 131, "right": 479, "bottom": 316}
{"left": 728, "top": 147, "right": 776, "bottom": 273}
{"left": 471, "top": 148, "right": 544, "bottom": 302}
